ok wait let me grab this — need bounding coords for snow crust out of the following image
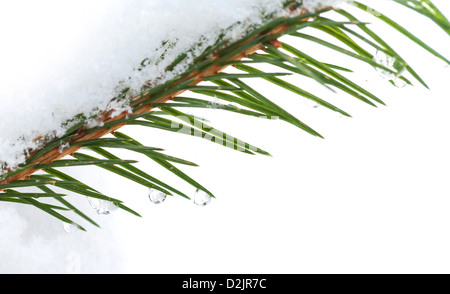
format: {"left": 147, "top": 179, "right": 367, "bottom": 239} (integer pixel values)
{"left": 0, "top": 0, "right": 344, "bottom": 170}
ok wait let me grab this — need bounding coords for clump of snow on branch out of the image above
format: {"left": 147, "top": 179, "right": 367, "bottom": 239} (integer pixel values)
{"left": 0, "top": 0, "right": 344, "bottom": 170}
{"left": 303, "top": 0, "right": 348, "bottom": 11}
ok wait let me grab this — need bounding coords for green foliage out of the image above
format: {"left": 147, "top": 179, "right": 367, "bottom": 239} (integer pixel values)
{"left": 1, "top": 1, "right": 448, "bottom": 229}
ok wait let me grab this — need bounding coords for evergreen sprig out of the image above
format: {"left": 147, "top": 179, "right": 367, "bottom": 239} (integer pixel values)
{"left": 0, "top": 1, "right": 448, "bottom": 229}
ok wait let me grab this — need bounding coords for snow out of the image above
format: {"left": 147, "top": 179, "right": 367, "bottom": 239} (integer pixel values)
{"left": 0, "top": 204, "right": 125, "bottom": 273}
{"left": 0, "top": 0, "right": 345, "bottom": 171}
{"left": 303, "top": 0, "right": 347, "bottom": 11}
{"left": 0, "top": 0, "right": 448, "bottom": 275}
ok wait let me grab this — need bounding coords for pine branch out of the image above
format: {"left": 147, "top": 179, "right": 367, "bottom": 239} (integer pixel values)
{"left": 1, "top": 1, "right": 448, "bottom": 229}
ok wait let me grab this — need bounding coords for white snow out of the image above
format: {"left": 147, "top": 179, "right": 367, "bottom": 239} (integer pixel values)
{"left": 303, "top": 0, "right": 347, "bottom": 11}
{"left": 0, "top": 203, "right": 126, "bottom": 273}
{"left": 0, "top": 0, "right": 344, "bottom": 171}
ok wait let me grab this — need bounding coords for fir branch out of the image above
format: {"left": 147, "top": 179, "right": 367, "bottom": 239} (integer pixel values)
{"left": 1, "top": 1, "right": 448, "bottom": 228}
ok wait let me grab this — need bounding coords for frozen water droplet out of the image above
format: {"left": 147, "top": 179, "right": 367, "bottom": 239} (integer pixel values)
{"left": 63, "top": 222, "right": 78, "bottom": 233}
{"left": 148, "top": 188, "right": 167, "bottom": 204}
{"left": 193, "top": 189, "right": 211, "bottom": 206}
{"left": 374, "top": 50, "right": 406, "bottom": 82}
{"left": 88, "top": 198, "right": 118, "bottom": 215}
{"left": 374, "top": 50, "right": 396, "bottom": 79}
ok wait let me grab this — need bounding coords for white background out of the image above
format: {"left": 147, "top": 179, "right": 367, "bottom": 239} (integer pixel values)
{"left": 1, "top": 0, "right": 449, "bottom": 274}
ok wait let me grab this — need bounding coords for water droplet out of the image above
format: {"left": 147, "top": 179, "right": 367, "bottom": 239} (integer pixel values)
{"left": 87, "top": 198, "right": 118, "bottom": 215}
{"left": 193, "top": 189, "right": 211, "bottom": 206}
{"left": 148, "top": 188, "right": 167, "bottom": 204}
{"left": 374, "top": 50, "right": 406, "bottom": 83}
{"left": 63, "top": 222, "right": 78, "bottom": 233}
{"left": 391, "top": 79, "right": 407, "bottom": 89}
{"left": 366, "top": 7, "right": 382, "bottom": 17}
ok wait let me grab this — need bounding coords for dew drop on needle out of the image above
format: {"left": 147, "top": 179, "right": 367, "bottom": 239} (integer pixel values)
{"left": 88, "top": 198, "right": 118, "bottom": 215}
{"left": 148, "top": 188, "right": 167, "bottom": 204}
{"left": 193, "top": 189, "right": 212, "bottom": 206}
{"left": 63, "top": 222, "right": 78, "bottom": 233}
